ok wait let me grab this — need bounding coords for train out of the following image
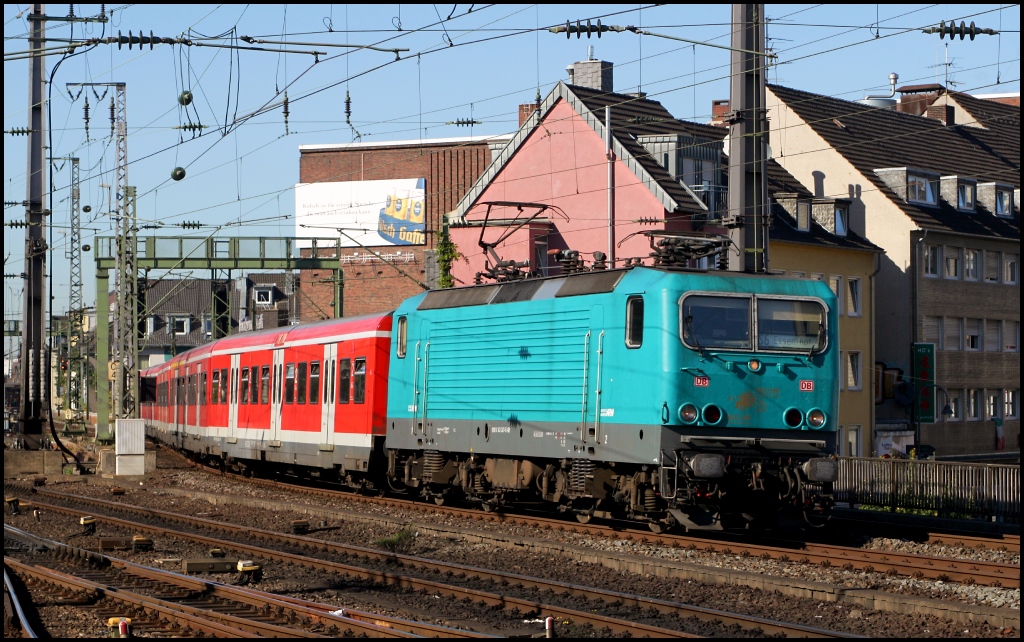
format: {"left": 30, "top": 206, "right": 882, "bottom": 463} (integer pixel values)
{"left": 141, "top": 265, "right": 840, "bottom": 531}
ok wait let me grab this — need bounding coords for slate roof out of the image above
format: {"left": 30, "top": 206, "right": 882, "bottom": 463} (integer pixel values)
{"left": 768, "top": 84, "right": 1019, "bottom": 239}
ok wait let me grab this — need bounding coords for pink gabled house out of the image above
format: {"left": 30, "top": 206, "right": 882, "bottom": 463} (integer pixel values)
{"left": 447, "top": 58, "right": 728, "bottom": 286}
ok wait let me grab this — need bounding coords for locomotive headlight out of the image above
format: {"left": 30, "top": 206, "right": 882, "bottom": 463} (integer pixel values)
{"left": 747, "top": 359, "right": 762, "bottom": 372}
{"left": 679, "top": 403, "right": 699, "bottom": 424}
{"left": 807, "top": 408, "right": 827, "bottom": 428}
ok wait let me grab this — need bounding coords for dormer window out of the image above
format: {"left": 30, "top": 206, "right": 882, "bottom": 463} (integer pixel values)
{"left": 996, "top": 190, "right": 1012, "bottom": 217}
{"left": 908, "top": 174, "right": 937, "bottom": 205}
{"left": 834, "top": 206, "right": 848, "bottom": 236}
{"left": 254, "top": 286, "right": 273, "bottom": 305}
{"left": 957, "top": 183, "right": 975, "bottom": 211}
{"left": 796, "top": 201, "right": 810, "bottom": 231}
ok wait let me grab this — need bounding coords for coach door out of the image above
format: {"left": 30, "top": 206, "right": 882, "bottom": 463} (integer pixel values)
{"left": 411, "top": 322, "right": 430, "bottom": 438}
{"left": 320, "top": 344, "right": 338, "bottom": 447}
{"left": 270, "top": 348, "right": 285, "bottom": 443}
{"left": 228, "top": 354, "right": 241, "bottom": 435}
{"left": 582, "top": 305, "right": 606, "bottom": 447}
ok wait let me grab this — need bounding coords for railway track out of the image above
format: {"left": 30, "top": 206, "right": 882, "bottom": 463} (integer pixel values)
{"left": 5, "top": 525, "right": 442, "bottom": 638}
{"left": 7, "top": 488, "right": 858, "bottom": 638}
{"left": 138, "top": 462, "right": 1023, "bottom": 589}
{"left": 924, "top": 532, "right": 1020, "bottom": 553}
{"left": 4, "top": 565, "right": 39, "bottom": 638}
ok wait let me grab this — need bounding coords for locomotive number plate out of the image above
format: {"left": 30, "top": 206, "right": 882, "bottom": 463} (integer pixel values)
{"left": 799, "top": 380, "right": 814, "bottom": 391}
{"left": 693, "top": 376, "right": 710, "bottom": 387}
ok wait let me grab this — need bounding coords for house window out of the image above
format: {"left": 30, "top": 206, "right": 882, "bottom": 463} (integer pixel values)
{"left": 944, "top": 247, "right": 960, "bottom": 278}
{"left": 810, "top": 272, "right": 825, "bottom": 282}
{"left": 202, "top": 315, "right": 212, "bottom": 337}
{"left": 984, "top": 251, "right": 1000, "bottom": 282}
{"left": 908, "top": 175, "right": 937, "bottom": 204}
{"left": 943, "top": 317, "right": 962, "bottom": 351}
{"left": 995, "top": 190, "right": 1012, "bottom": 217}
{"left": 846, "top": 425, "right": 861, "bottom": 458}
{"left": 923, "top": 245, "right": 939, "bottom": 277}
{"left": 847, "top": 278, "right": 861, "bottom": 317}
{"left": 834, "top": 206, "right": 848, "bottom": 236}
{"left": 170, "top": 316, "right": 190, "bottom": 335}
{"left": 796, "top": 202, "right": 810, "bottom": 231}
{"left": 1005, "top": 390, "right": 1019, "bottom": 419}
{"left": 1004, "top": 254, "right": 1018, "bottom": 284}
{"left": 957, "top": 183, "right": 975, "bottom": 210}
{"left": 1006, "top": 322, "right": 1020, "bottom": 352}
{"left": 791, "top": 271, "right": 806, "bottom": 279}
{"left": 146, "top": 315, "right": 158, "bottom": 336}
{"left": 847, "top": 351, "right": 862, "bottom": 390}
{"left": 946, "top": 390, "right": 961, "bottom": 421}
{"left": 967, "top": 389, "right": 981, "bottom": 420}
{"left": 254, "top": 287, "right": 273, "bottom": 305}
{"left": 625, "top": 296, "right": 644, "bottom": 348}
{"left": 965, "top": 318, "right": 981, "bottom": 351}
{"left": 987, "top": 391, "right": 1001, "bottom": 419}
{"left": 985, "top": 320, "right": 1001, "bottom": 352}
{"left": 923, "top": 316, "right": 942, "bottom": 349}
{"left": 964, "top": 250, "right": 979, "bottom": 280}
{"left": 828, "top": 276, "right": 843, "bottom": 316}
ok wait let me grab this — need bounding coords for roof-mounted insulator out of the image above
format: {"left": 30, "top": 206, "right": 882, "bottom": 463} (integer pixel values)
{"left": 922, "top": 20, "right": 999, "bottom": 40}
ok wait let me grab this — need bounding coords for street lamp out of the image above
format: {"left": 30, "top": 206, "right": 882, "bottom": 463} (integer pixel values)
{"left": 914, "top": 383, "right": 954, "bottom": 453}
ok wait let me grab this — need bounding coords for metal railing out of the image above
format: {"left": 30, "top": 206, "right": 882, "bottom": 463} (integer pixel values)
{"left": 835, "top": 456, "right": 1020, "bottom": 522}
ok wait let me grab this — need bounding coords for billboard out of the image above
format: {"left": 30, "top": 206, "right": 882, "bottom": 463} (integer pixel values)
{"left": 294, "top": 178, "right": 426, "bottom": 247}
{"left": 911, "top": 342, "right": 935, "bottom": 424}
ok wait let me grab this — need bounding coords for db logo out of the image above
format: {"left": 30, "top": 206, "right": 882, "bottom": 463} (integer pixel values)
{"left": 694, "top": 376, "right": 710, "bottom": 387}
{"left": 799, "top": 380, "right": 814, "bottom": 392}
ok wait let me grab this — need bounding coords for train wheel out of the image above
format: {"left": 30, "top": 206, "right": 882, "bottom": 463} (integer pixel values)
{"left": 433, "top": 496, "right": 446, "bottom": 506}
{"left": 648, "top": 521, "right": 664, "bottom": 534}
{"left": 575, "top": 513, "right": 592, "bottom": 524}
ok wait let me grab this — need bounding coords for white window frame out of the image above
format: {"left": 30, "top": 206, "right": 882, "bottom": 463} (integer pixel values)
{"left": 834, "top": 206, "right": 848, "bottom": 236}
{"left": 791, "top": 271, "right": 806, "bottom": 279}
{"left": 254, "top": 286, "right": 274, "bottom": 305}
{"left": 964, "top": 249, "right": 979, "bottom": 281}
{"left": 170, "top": 316, "right": 190, "bottom": 336}
{"left": 847, "top": 277, "right": 862, "bottom": 317}
{"left": 810, "top": 272, "right": 825, "bottom": 282}
{"left": 995, "top": 190, "right": 1012, "bottom": 217}
{"left": 796, "top": 202, "right": 810, "bottom": 231}
{"left": 1004, "top": 389, "right": 1019, "bottom": 419}
{"left": 829, "top": 275, "right": 843, "bottom": 316}
{"left": 944, "top": 247, "right": 961, "bottom": 279}
{"left": 923, "top": 245, "right": 939, "bottom": 277}
{"left": 847, "top": 351, "right": 862, "bottom": 391}
{"left": 146, "top": 315, "right": 158, "bottom": 336}
{"left": 957, "top": 183, "right": 975, "bottom": 211}
{"left": 908, "top": 175, "right": 937, "bottom": 204}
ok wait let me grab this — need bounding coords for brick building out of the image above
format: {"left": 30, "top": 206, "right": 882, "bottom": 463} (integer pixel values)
{"left": 296, "top": 136, "right": 509, "bottom": 320}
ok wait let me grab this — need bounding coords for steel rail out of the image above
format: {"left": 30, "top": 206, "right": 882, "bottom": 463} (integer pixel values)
{"left": 4, "top": 524, "right": 443, "bottom": 639}
{"left": 178, "top": 470, "right": 1022, "bottom": 588}
{"left": 925, "top": 532, "right": 1020, "bottom": 553}
{"left": 14, "top": 491, "right": 855, "bottom": 638}
{"left": 4, "top": 557, "right": 268, "bottom": 638}
{"left": 4, "top": 567, "right": 39, "bottom": 639}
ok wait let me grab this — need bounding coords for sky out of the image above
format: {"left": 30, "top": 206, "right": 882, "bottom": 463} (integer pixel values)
{"left": 3, "top": 3, "right": 1021, "bottom": 333}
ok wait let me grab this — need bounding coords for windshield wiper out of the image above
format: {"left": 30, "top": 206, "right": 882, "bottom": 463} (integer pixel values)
{"left": 685, "top": 315, "right": 705, "bottom": 356}
{"left": 808, "top": 321, "right": 824, "bottom": 357}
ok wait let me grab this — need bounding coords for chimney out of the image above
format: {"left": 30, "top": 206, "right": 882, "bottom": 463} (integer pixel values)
{"left": 518, "top": 103, "right": 537, "bottom": 128}
{"left": 925, "top": 103, "right": 955, "bottom": 126}
{"left": 567, "top": 59, "right": 613, "bottom": 92}
{"left": 711, "top": 99, "right": 730, "bottom": 127}
{"left": 896, "top": 83, "right": 944, "bottom": 115}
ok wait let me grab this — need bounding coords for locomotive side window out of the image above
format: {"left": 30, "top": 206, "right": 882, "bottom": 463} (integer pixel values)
{"left": 354, "top": 358, "right": 367, "bottom": 404}
{"left": 338, "top": 358, "right": 351, "bottom": 404}
{"left": 757, "top": 298, "right": 826, "bottom": 352}
{"left": 625, "top": 296, "right": 644, "bottom": 348}
{"left": 240, "top": 368, "right": 250, "bottom": 404}
{"left": 230, "top": 368, "right": 238, "bottom": 404}
{"left": 309, "top": 361, "right": 320, "bottom": 404}
{"left": 681, "top": 295, "right": 752, "bottom": 350}
{"left": 250, "top": 367, "right": 259, "bottom": 404}
{"left": 397, "top": 316, "right": 407, "bottom": 358}
{"left": 285, "top": 363, "right": 296, "bottom": 404}
{"left": 325, "top": 360, "right": 333, "bottom": 403}
{"left": 220, "top": 368, "right": 228, "bottom": 404}
{"left": 297, "top": 362, "right": 308, "bottom": 404}
{"left": 260, "top": 365, "right": 270, "bottom": 404}
{"left": 212, "top": 371, "right": 220, "bottom": 405}
{"left": 200, "top": 372, "right": 207, "bottom": 405}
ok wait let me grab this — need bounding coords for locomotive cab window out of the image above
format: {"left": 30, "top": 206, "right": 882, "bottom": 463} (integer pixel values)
{"left": 757, "top": 298, "right": 826, "bottom": 352}
{"left": 625, "top": 296, "right": 644, "bottom": 348}
{"left": 396, "top": 316, "right": 407, "bottom": 358}
{"left": 681, "top": 295, "right": 751, "bottom": 350}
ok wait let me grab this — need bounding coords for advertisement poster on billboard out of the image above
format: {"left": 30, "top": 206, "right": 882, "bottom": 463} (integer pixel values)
{"left": 294, "top": 178, "right": 426, "bottom": 248}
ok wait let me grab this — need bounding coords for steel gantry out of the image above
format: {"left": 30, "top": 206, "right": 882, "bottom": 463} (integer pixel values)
{"left": 92, "top": 236, "right": 343, "bottom": 440}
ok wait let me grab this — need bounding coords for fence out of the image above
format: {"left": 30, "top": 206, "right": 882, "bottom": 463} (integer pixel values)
{"left": 835, "top": 456, "right": 1020, "bottom": 522}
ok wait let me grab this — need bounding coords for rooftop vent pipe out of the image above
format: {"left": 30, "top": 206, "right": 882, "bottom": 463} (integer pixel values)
{"left": 858, "top": 72, "right": 899, "bottom": 109}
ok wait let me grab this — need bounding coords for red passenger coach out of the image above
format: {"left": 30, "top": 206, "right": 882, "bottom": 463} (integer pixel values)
{"left": 141, "top": 313, "right": 392, "bottom": 481}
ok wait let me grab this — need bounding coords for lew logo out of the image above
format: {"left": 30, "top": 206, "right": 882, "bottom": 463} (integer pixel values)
{"left": 694, "top": 376, "right": 710, "bottom": 387}
{"left": 799, "top": 380, "right": 814, "bottom": 392}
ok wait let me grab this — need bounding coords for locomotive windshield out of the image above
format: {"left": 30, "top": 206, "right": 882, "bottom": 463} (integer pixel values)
{"left": 757, "top": 298, "right": 825, "bottom": 352}
{"left": 681, "top": 295, "right": 751, "bottom": 349}
{"left": 681, "top": 295, "right": 825, "bottom": 353}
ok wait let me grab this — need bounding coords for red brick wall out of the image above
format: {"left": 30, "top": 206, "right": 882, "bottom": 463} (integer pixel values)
{"left": 297, "top": 142, "right": 492, "bottom": 320}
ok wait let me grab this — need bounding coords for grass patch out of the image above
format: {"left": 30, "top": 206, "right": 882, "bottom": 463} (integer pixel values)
{"left": 373, "top": 525, "right": 416, "bottom": 554}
